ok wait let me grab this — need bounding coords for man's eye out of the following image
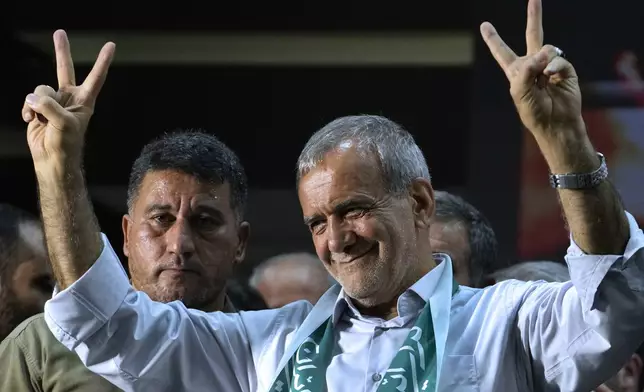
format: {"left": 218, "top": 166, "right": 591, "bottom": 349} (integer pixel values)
{"left": 152, "top": 214, "right": 174, "bottom": 224}
{"left": 309, "top": 221, "right": 326, "bottom": 234}
{"left": 196, "top": 215, "right": 220, "bottom": 229}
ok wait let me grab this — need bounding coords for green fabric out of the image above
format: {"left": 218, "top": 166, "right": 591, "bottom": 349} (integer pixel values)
{"left": 270, "top": 281, "right": 458, "bottom": 392}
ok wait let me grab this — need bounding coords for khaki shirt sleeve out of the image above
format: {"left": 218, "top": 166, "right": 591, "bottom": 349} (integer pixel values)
{"left": 0, "top": 315, "right": 42, "bottom": 392}
{"left": 0, "top": 314, "right": 121, "bottom": 392}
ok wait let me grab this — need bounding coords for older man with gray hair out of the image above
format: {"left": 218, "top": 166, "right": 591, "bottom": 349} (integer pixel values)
{"left": 249, "top": 252, "right": 333, "bottom": 308}
{"left": 25, "top": 3, "right": 644, "bottom": 390}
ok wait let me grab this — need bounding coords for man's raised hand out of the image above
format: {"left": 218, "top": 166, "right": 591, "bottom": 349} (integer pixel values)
{"left": 480, "top": 0, "right": 582, "bottom": 138}
{"left": 22, "top": 30, "right": 115, "bottom": 165}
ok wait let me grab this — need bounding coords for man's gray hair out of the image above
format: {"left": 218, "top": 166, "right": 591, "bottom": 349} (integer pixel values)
{"left": 296, "top": 115, "right": 431, "bottom": 194}
{"left": 490, "top": 261, "right": 570, "bottom": 283}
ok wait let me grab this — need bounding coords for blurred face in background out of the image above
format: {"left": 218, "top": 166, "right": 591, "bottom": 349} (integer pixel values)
{"left": 253, "top": 254, "right": 331, "bottom": 308}
{"left": 594, "top": 352, "right": 643, "bottom": 392}
{"left": 429, "top": 219, "right": 471, "bottom": 286}
{"left": 0, "top": 222, "right": 52, "bottom": 340}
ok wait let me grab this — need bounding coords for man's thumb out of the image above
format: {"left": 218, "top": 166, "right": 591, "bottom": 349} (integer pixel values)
{"left": 25, "top": 94, "right": 70, "bottom": 129}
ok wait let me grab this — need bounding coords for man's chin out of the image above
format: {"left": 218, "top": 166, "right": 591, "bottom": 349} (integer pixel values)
{"left": 342, "top": 282, "right": 381, "bottom": 305}
{"left": 158, "top": 285, "right": 221, "bottom": 309}
{"left": 149, "top": 286, "right": 188, "bottom": 303}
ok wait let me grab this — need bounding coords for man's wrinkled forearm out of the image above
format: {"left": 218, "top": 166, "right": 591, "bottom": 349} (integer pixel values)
{"left": 534, "top": 118, "right": 630, "bottom": 255}
{"left": 34, "top": 160, "right": 103, "bottom": 289}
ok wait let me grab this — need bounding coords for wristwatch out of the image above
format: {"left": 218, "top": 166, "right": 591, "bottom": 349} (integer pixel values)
{"left": 549, "top": 152, "right": 608, "bottom": 189}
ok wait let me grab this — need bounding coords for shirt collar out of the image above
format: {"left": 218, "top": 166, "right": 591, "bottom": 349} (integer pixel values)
{"left": 332, "top": 253, "right": 450, "bottom": 324}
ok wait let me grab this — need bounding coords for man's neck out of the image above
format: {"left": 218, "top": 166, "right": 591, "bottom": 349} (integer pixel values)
{"left": 355, "top": 256, "right": 436, "bottom": 321}
{"left": 199, "top": 290, "right": 227, "bottom": 313}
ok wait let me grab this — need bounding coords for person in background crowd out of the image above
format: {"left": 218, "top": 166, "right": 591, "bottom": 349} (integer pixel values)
{"left": 487, "top": 260, "right": 570, "bottom": 283}
{"left": 595, "top": 345, "right": 644, "bottom": 392}
{"left": 429, "top": 190, "right": 503, "bottom": 287}
{"left": 249, "top": 252, "right": 334, "bottom": 308}
{"left": 0, "top": 131, "right": 249, "bottom": 391}
{"left": 0, "top": 204, "right": 52, "bottom": 341}
{"left": 490, "top": 260, "right": 643, "bottom": 392}
{"left": 22, "top": 1, "right": 644, "bottom": 389}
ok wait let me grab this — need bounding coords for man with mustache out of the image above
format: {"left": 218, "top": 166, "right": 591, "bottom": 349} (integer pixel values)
{"left": 24, "top": 0, "right": 644, "bottom": 390}
{"left": 0, "top": 131, "right": 248, "bottom": 391}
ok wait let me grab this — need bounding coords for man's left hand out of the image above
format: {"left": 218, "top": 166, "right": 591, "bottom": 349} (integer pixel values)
{"left": 480, "top": 0, "right": 582, "bottom": 140}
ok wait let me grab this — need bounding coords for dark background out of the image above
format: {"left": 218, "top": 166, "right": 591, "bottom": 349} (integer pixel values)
{"left": 2, "top": 1, "right": 642, "bottom": 277}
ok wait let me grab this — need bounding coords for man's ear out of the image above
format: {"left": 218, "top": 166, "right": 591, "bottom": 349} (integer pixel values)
{"left": 234, "top": 221, "right": 250, "bottom": 265}
{"left": 409, "top": 178, "right": 435, "bottom": 230}
{"left": 615, "top": 353, "right": 644, "bottom": 390}
{"left": 122, "top": 214, "right": 131, "bottom": 258}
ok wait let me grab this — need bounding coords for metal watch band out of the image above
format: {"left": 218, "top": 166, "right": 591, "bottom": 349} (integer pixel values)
{"left": 549, "top": 152, "right": 608, "bottom": 189}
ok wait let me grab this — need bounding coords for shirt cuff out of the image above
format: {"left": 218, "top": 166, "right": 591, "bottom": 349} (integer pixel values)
{"left": 44, "top": 233, "right": 131, "bottom": 349}
{"left": 566, "top": 211, "right": 644, "bottom": 312}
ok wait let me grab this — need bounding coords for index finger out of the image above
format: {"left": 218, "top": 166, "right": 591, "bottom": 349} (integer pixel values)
{"left": 53, "top": 30, "right": 76, "bottom": 88}
{"left": 525, "top": 0, "right": 543, "bottom": 54}
{"left": 81, "top": 42, "right": 116, "bottom": 101}
{"left": 480, "top": 22, "right": 518, "bottom": 76}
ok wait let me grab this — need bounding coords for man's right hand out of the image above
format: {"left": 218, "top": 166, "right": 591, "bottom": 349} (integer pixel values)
{"left": 22, "top": 30, "right": 115, "bottom": 166}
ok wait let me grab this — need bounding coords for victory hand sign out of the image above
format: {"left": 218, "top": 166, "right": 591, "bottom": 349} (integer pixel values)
{"left": 21, "top": 30, "right": 115, "bottom": 289}
{"left": 480, "top": 0, "right": 582, "bottom": 139}
{"left": 22, "top": 30, "right": 115, "bottom": 165}
{"left": 479, "top": 0, "right": 630, "bottom": 255}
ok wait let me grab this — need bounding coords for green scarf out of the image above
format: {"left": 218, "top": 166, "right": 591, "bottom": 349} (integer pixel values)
{"left": 270, "top": 280, "right": 459, "bottom": 392}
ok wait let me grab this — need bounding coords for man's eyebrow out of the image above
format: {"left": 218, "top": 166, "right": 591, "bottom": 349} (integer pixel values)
{"left": 144, "top": 204, "right": 172, "bottom": 215}
{"left": 303, "top": 214, "right": 321, "bottom": 226}
{"left": 303, "top": 198, "right": 373, "bottom": 226}
{"left": 332, "top": 199, "right": 367, "bottom": 213}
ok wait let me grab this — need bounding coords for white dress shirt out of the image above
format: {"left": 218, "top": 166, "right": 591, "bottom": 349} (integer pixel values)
{"left": 44, "top": 212, "right": 644, "bottom": 392}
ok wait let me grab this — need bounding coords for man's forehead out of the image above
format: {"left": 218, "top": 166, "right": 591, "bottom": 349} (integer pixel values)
{"left": 430, "top": 221, "right": 469, "bottom": 243}
{"left": 430, "top": 219, "right": 467, "bottom": 234}
{"left": 139, "top": 170, "right": 231, "bottom": 205}
{"left": 18, "top": 222, "right": 46, "bottom": 258}
{"left": 429, "top": 221, "right": 469, "bottom": 255}
{"left": 300, "top": 149, "right": 384, "bottom": 194}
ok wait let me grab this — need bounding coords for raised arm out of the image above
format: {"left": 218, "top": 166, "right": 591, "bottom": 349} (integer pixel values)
{"left": 21, "top": 30, "right": 306, "bottom": 391}
{"left": 22, "top": 30, "right": 110, "bottom": 288}
{"left": 480, "top": 0, "right": 644, "bottom": 390}
{"left": 43, "top": 233, "right": 308, "bottom": 391}
{"left": 480, "top": 0, "right": 628, "bottom": 255}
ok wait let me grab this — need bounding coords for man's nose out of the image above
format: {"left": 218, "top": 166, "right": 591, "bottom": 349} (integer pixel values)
{"left": 327, "top": 217, "right": 356, "bottom": 254}
{"left": 166, "top": 219, "right": 196, "bottom": 257}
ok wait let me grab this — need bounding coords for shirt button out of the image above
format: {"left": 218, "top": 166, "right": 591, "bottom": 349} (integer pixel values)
{"left": 372, "top": 373, "right": 382, "bottom": 382}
